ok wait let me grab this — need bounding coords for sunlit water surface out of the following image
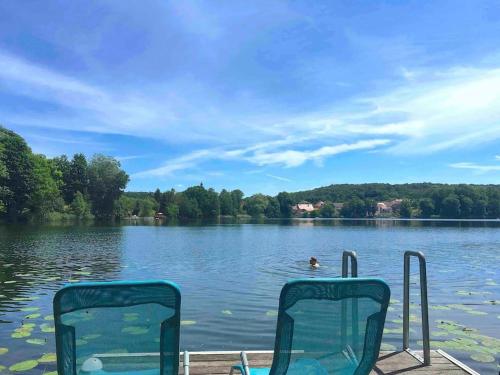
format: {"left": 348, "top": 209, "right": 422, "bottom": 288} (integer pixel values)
{"left": 0, "top": 220, "right": 499, "bottom": 374}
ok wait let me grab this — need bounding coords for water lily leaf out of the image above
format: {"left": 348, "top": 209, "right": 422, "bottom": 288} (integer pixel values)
{"left": 431, "top": 331, "right": 449, "bottom": 337}
{"left": 44, "top": 315, "right": 54, "bottom": 321}
{"left": 387, "top": 306, "right": 395, "bottom": 312}
{"left": 25, "top": 313, "right": 41, "bottom": 319}
{"left": 26, "top": 338, "right": 46, "bottom": 345}
{"left": 380, "top": 343, "right": 396, "bottom": 351}
{"left": 265, "top": 310, "right": 278, "bottom": 317}
{"left": 23, "top": 323, "right": 36, "bottom": 328}
{"left": 465, "top": 310, "right": 487, "bottom": 316}
{"left": 181, "top": 320, "right": 197, "bottom": 326}
{"left": 470, "top": 353, "right": 495, "bottom": 363}
{"left": 0, "top": 347, "right": 8, "bottom": 355}
{"left": 384, "top": 327, "right": 403, "bottom": 334}
{"left": 121, "top": 326, "right": 149, "bottom": 335}
{"left": 38, "top": 353, "right": 56, "bottom": 363}
{"left": 9, "top": 360, "right": 38, "bottom": 372}
{"left": 43, "top": 372, "right": 57, "bottom": 375}
{"left": 20, "top": 307, "right": 40, "bottom": 312}
{"left": 429, "top": 305, "right": 451, "bottom": 310}
{"left": 483, "top": 300, "right": 500, "bottom": 305}
{"left": 4, "top": 280, "right": 16, "bottom": 284}
{"left": 82, "top": 334, "right": 101, "bottom": 340}
{"left": 222, "top": 310, "right": 233, "bottom": 315}
{"left": 40, "top": 323, "right": 55, "bottom": 333}
{"left": 67, "top": 279, "right": 80, "bottom": 283}
{"left": 123, "top": 313, "right": 139, "bottom": 322}
{"left": 447, "top": 304, "right": 474, "bottom": 311}
{"left": 0, "top": 365, "right": 6, "bottom": 372}
{"left": 11, "top": 331, "right": 31, "bottom": 338}
{"left": 74, "top": 271, "right": 91, "bottom": 276}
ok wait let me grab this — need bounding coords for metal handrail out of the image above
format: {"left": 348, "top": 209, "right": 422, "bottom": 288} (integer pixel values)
{"left": 341, "top": 251, "right": 358, "bottom": 351}
{"left": 403, "top": 251, "right": 430, "bottom": 365}
{"left": 341, "top": 250, "right": 358, "bottom": 277}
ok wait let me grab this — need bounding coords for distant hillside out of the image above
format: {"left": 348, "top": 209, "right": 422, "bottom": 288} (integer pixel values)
{"left": 288, "top": 183, "right": 500, "bottom": 203}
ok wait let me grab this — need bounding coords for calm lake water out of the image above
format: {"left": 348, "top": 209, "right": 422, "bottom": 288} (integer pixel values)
{"left": 0, "top": 219, "right": 499, "bottom": 374}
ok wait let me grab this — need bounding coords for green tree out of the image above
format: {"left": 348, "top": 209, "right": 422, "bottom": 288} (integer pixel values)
{"left": 365, "top": 199, "right": 377, "bottom": 217}
{"left": 159, "top": 189, "right": 175, "bottom": 213}
{"left": 154, "top": 188, "right": 161, "bottom": 204}
{"left": 87, "top": 155, "right": 129, "bottom": 219}
{"left": 132, "top": 200, "right": 141, "bottom": 216}
{"left": 419, "top": 198, "right": 434, "bottom": 218}
{"left": 399, "top": 199, "right": 412, "bottom": 218}
{"left": 29, "top": 154, "right": 62, "bottom": 218}
{"left": 459, "top": 196, "right": 473, "bottom": 218}
{"left": 52, "top": 155, "right": 72, "bottom": 202}
{"left": 341, "top": 197, "right": 366, "bottom": 218}
{"left": 472, "top": 199, "right": 487, "bottom": 218}
{"left": 440, "top": 194, "right": 461, "bottom": 218}
{"left": 0, "top": 126, "right": 35, "bottom": 220}
{"left": 487, "top": 198, "right": 500, "bottom": 219}
{"left": 245, "top": 194, "right": 268, "bottom": 217}
{"left": 177, "top": 194, "right": 201, "bottom": 219}
{"left": 277, "top": 191, "right": 293, "bottom": 217}
{"left": 265, "top": 197, "right": 281, "bottom": 218}
{"left": 219, "top": 189, "right": 234, "bottom": 215}
{"left": 319, "top": 203, "right": 335, "bottom": 218}
{"left": 231, "top": 189, "right": 244, "bottom": 214}
{"left": 71, "top": 191, "right": 91, "bottom": 219}
{"left": 68, "top": 153, "right": 88, "bottom": 198}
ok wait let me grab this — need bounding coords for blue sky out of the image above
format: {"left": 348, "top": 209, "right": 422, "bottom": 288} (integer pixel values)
{"left": 1, "top": 1, "right": 500, "bottom": 195}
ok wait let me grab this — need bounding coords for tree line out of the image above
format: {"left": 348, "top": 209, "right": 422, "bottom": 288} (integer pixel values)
{"left": 2, "top": 126, "right": 500, "bottom": 221}
{"left": 0, "top": 126, "right": 129, "bottom": 221}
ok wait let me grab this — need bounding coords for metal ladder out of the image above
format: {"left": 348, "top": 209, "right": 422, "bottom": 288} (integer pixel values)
{"left": 403, "top": 250, "right": 431, "bottom": 365}
{"left": 340, "top": 250, "right": 431, "bottom": 366}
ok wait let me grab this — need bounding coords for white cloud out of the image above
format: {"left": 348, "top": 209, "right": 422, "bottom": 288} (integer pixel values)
{"left": 449, "top": 162, "right": 500, "bottom": 172}
{"left": 248, "top": 139, "right": 390, "bottom": 167}
{"left": 266, "top": 174, "right": 292, "bottom": 182}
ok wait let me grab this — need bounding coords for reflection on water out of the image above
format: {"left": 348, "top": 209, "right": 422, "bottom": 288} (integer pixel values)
{"left": 0, "top": 220, "right": 499, "bottom": 374}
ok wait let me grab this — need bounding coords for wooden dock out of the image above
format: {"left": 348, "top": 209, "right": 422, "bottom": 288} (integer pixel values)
{"left": 179, "top": 350, "right": 479, "bottom": 374}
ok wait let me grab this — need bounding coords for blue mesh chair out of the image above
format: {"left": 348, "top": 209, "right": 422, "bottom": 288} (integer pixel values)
{"left": 231, "top": 278, "right": 390, "bottom": 375}
{"left": 53, "top": 280, "right": 188, "bottom": 375}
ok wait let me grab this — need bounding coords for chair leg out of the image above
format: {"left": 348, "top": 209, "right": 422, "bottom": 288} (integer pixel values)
{"left": 184, "top": 350, "right": 190, "bottom": 375}
{"left": 241, "top": 351, "right": 250, "bottom": 375}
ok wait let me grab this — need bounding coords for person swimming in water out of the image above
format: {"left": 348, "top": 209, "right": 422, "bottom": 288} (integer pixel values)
{"left": 309, "top": 256, "right": 320, "bottom": 269}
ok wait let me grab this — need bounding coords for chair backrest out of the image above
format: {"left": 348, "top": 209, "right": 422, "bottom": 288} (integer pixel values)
{"left": 53, "top": 280, "right": 181, "bottom": 375}
{"left": 269, "top": 278, "right": 390, "bottom": 375}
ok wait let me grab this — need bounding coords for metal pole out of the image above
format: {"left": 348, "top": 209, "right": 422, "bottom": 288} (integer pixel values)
{"left": 183, "top": 351, "right": 189, "bottom": 375}
{"left": 403, "top": 251, "right": 430, "bottom": 366}
{"left": 342, "top": 251, "right": 358, "bottom": 278}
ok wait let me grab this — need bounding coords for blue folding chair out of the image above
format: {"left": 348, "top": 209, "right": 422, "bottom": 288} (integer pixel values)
{"left": 231, "top": 278, "right": 390, "bottom": 375}
{"left": 53, "top": 280, "right": 188, "bottom": 375}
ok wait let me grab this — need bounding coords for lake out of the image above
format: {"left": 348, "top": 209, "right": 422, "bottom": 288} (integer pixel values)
{"left": 0, "top": 219, "right": 499, "bottom": 374}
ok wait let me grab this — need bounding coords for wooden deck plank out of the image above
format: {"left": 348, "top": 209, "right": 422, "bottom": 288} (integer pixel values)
{"left": 178, "top": 350, "right": 474, "bottom": 374}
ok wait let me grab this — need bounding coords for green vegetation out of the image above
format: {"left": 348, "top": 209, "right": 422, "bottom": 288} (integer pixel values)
{"left": 0, "top": 126, "right": 129, "bottom": 222}
{"left": 2, "top": 126, "right": 500, "bottom": 221}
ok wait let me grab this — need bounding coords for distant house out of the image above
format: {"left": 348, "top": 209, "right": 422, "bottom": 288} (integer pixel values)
{"left": 376, "top": 199, "right": 403, "bottom": 216}
{"left": 314, "top": 201, "right": 325, "bottom": 209}
{"left": 294, "top": 202, "right": 315, "bottom": 212}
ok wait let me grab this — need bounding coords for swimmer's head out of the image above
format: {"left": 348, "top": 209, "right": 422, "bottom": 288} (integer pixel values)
{"left": 309, "top": 257, "right": 318, "bottom": 265}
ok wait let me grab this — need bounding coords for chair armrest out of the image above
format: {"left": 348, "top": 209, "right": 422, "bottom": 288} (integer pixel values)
{"left": 183, "top": 351, "right": 189, "bottom": 375}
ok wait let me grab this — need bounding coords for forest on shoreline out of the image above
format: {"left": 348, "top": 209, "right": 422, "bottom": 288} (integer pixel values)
{"left": 2, "top": 125, "right": 500, "bottom": 222}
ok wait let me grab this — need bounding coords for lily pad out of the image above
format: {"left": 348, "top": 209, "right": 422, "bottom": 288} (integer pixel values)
{"left": 43, "top": 372, "right": 58, "bottom": 375}
{"left": 9, "top": 360, "right": 38, "bottom": 372}
{"left": 26, "top": 338, "right": 46, "bottom": 345}
{"left": 123, "top": 313, "right": 139, "bottom": 322}
{"left": 44, "top": 315, "right": 54, "bottom": 321}
{"left": 121, "top": 326, "right": 149, "bottom": 335}
{"left": 4, "top": 280, "right": 16, "bottom": 284}
{"left": 222, "top": 310, "right": 233, "bottom": 315}
{"left": 470, "top": 353, "right": 495, "bottom": 363}
{"left": 0, "top": 347, "right": 8, "bottom": 355}
{"left": 265, "top": 310, "right": 278, "bottom": 317}
{"left": 0, "top": 365, "right": 6, "bottom": 372}
{"left": 384, "top": 327, "right": 403, "bottom": 334}
{"left": 74, "top": 271, "right": 91, "bottom": 276}
{"left": 82, "top": 334, "right": 101, "bottom": 340}
{"left": 429, "top": 305, "right": 451, "bottom": 310}
{"left": 181, "top": 320, "right": 197, "bottom": 326}
{"left": 40, "top": 324, "right": 55, "bottom": 333}
{"left": 465, "top": 310, "right": 487, "bottom": 316}
{"left": 380, "top": 343, "right": 396, "bottom": 351}
{"left": 38, "top": 353, "right": 56, "bottom": 363}
{"left": 20, "top": 307, "right": 40, "bottom": 312}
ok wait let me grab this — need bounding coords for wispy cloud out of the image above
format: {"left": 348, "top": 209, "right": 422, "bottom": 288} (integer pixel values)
{"left": 114, "top": 155, "right": 149, "bottom": 162}
{"left": 266, "top": 174, "right": 292, "bottom": 182}
{"left": 449, "top": 162, "right": 500, "bottom": 172}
